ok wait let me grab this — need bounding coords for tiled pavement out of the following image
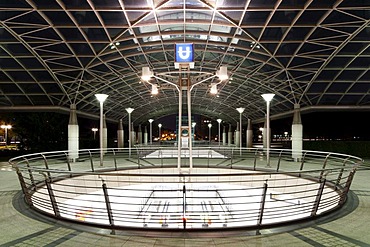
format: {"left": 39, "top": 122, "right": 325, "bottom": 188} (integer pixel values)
{"left": 1, "top": 159, "right": 370, "bottom": 247}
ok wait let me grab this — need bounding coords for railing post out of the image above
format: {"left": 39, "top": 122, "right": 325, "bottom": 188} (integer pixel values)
{"left": 160, "top": 150, "right": 163, "bottom": 168}
{"left": 112, "top": 149, "right": 117, "bottom": 171}
{"left": 44, "top": 174, "right": 60, "bottom": 217}
{"left": 257, "top": 181, "right": 268, "bottom": 226}
{"left": 15, "top": 168, "right": 33, "bottom": 207}
{"left": 335, "top": 158, "right": 349, "bottom": 189}
{"left": 89, "top": 150, "right": 94, "bottom": 172}
{"left": 311, "top": 178, "right": 326, "bottom": 216}
{"left": 65, "top": 152, "right": 72, "bottom": 177}
{"left": 276, "top": 150, "right": 283, "bottom": 172}
{"left": 25, "top": 158, "right": 36, "bottom": 189}
{"left": 230, "top": 148, "right": 234, "bottom": 166}
{"left": 339, "top": 170, "right": 356, "bottom": 205}
{"left": 299, "top": 151, "right": 307, "bottom": 177}
{"left": 41, "top": 154, "right": 51, "bottom": 180}
{"left": 137, "top": 147, "right": 140, "bottom": 169}
{"left": 319, "top": 154, "right": 330, "bottom": 180}
{"left": 182, "top": 184, "right": 187, "bottom": 230}
{"left": 102, "top": 182, "right": 114, "bottom": 227}
{"left": 207, "top": 149, "right": 210, "bottom": 168}
{"left": 253, "top": 149, "right": 258, "bottom": 170}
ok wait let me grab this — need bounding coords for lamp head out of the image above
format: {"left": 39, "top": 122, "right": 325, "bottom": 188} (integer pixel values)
{"left": 148, "top": 119, "right": 154, "bottom": 123}
{"left": 151, "top": 84, "right": 158, "bottom": 95}
{"left": 141, "top": 67, "right": 153, "bottom": 81}
{"left": 210, "top": 84, "right": 218, "bottom": 94}
{"left": 216, "top": 66, "right": 228, "bottom": 80}
{"left": 208, "top": 123, "right": 212, "bottom": 128}
{"left": 95, "top": 94, "right": 109, "bottom": 103}
{"left": 125, "top": 107, "right": 134, "bottom": 114}
{"left": 217, "top": 119, "right": 222, "bottom": 123}
{"left": 0, "top": 125, "right": 11, "bottom": 129}
{"left": 158, "top": 123, "right": 162, "bottom": 128}
{"left": 261, "top": 93, "right": 275, "bottom": 102}
{"left": 236, "top": 107, "right": 245, "bottom": 114}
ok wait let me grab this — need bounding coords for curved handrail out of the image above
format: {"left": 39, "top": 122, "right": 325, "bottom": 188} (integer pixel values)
{"left": 10, "top": 146, "right": 362, "bottom": 230}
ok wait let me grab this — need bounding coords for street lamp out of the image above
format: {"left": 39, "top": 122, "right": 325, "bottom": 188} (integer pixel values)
{"left": 1, "top": 124, "right": 12, "bottom": 147}
{"left": 95, "top": 94, "right": 108, "bottom": 166}
{"left": 208, "top": 123, "right": 212, "bottom": 145}
{"left": 91, "top": 128, "right": 98, "bottom": 140}
{"left": 217, "top": 119, "right": 222, "bottom": 146}
{"left": 236, "top": 107, "right": 245, "bottom": 152}
{"left": 126, "top": 107, "right": 134, "bottom": 157}
{"left": 148, "top": 119, "right": 154, "bottom": 145}
{"left": 158, "top": 123, "right": 162, "bottom": 144}
{"left": 261, "top": 93, "right": 275, "bottom": 167}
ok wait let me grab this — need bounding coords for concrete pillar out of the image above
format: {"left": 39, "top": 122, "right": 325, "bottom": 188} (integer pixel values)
{"left": 246, "top": 118, "right": 253, "bottom": 148}
{"left": 228, "top": 124, "right": 232, "bottom": 146}
{"left": 138, "top": 124, "right": 142, "bottom": 144}
{"left": 292, "top": 104, "right": 303, "bottom": 161}
{"left": 117, "top": 119, "right": 124, "bottom": 148}
{"left": 222, "top": 125, "right": 226, "bottom": 146}
{"left": 68, "top": 104, "right": 79, "bottom": 162}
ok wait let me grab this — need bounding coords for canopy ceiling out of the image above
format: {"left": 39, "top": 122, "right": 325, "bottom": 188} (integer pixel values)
{"left": 0, "top": 0, "right": 369, "bottom": 124}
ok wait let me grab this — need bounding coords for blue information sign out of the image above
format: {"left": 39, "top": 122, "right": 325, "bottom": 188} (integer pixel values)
{"left": 175, "top": 43, "right": 194, "bottom": 63}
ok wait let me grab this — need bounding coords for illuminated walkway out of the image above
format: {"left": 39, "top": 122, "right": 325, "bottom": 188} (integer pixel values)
{"left": 1, "top": 159, "right": 370, "bottom": 246}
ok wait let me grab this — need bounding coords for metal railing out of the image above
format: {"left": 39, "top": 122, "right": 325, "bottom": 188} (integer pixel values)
{"left": 10, "top": 147, "right": 362, "bottom": 230}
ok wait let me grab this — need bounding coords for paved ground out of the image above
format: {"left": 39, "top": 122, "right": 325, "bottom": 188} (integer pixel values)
{"left": 1, "top": 157, "right": 370, "bottom": 247}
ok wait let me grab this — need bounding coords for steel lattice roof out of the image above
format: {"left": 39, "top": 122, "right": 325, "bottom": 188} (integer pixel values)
{"left": 0, "top": 0, "right": 369, "bottom": 124}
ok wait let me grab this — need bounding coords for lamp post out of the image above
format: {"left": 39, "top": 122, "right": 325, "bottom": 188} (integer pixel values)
{"left": 217, "top": 119, "right": 222, "bottom": 146}
{"left": 1, "top": 124, "right": 12, "bottom": 147}
{"left": 91, "top": 128, "right": 98, "bottom": 140}
{"left": 208, "top": 123, "right": 212, "bottom": 145}
{"left": 261, "top": 93, "right": 275, "bottom": 167}
{"left": 236, "top": 107, "right": 245, "bottom": 153}
{"left": 95, "top": 94, "right": 108, "bottom": 166}
{"left": 126, "top": 107, "right": 134, "bottom": 157}
{"left": 148, "top": 119, "right": 154, "bottom": 145}
{"left": 158, "top": 123, "right": 162, "bottom": 144}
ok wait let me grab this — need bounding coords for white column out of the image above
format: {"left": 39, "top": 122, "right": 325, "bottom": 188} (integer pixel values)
{"left": 117, "top": 119, "right": 124, "bottom": 148}
{"left": 246, "top": 118, "right": 253, "bottom": 148}
{"left": 292, "top": 104, "right": 303, "bottom": 161}
{"left": 263, "top": 116, "right": 267, "bottom": 148}
{"left": 144, "top": 126, "right": 148, "bottom": 145}
{"left": 138, "top": 124, "right": 142, "bottom": 144}
{"left": 228, "top": 124, "right": 232, "bottom": 146}
{"left": 68, "top": 104, "right": 79, "bottom": 162}
{"left": 131, "top": 123, "right": 135, "bottom": 146}
{"left": 222, "top": 125, "right": 226, "bottom": 146}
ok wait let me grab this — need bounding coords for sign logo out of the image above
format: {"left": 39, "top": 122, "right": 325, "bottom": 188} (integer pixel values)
{"left": 175, "top": 43, "right": 194, "bottom": 63}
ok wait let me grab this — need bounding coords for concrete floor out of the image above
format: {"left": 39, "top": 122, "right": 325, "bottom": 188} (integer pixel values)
{"left": 1, "top": 158, "right": 370, "bottom": 247}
